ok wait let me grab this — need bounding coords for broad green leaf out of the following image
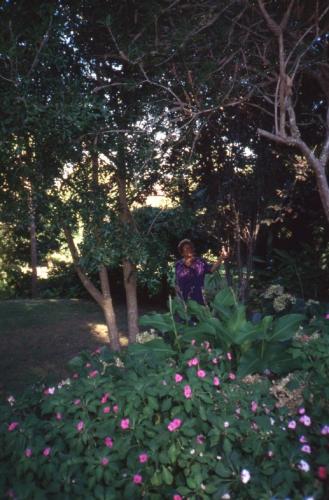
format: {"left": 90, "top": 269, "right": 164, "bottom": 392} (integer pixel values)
{"left": 270, "top": 314, "right": 305, "bottom": 342}
{"left": 139, "top": 313, "right": 173, "bottom": 333}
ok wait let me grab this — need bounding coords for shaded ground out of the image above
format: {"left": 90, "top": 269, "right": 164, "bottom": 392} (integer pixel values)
{"left": 0, "top": 299, "right": 154, "bottom": 396}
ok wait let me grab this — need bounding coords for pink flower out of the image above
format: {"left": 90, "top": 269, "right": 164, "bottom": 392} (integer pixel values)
{"left": 55, "top": 412, "right": 62, "bottom": 421}
{"left": 212, "top": 358, "right": 218, "bottom": 364}
{"left": 325, "top": 313, "right": 329, "bottom": 319}
{"left": 301, "top": 445, "right": 311, "bottom": 454}
{"left": 298, "top": 407, "right": 305, "bottom": 415}
{"left": 299, "top": 415, "right": 311, "bottom": 426}
{"left": 203, "top": 341, "right": 210, "bottom": 349}
{"left": 321, "top": 425, "right": 329, "bottom": 435}
{"left": 104, "top": 436, "right": 113, "bottom": 448}
{"left": 76, "top": 420, "right": 84, "bottom": 432}
{"left": 251, "top": 401, "right": 258, "bottom": 413}
{"left": 173, "top": 495, "right": 183, "bottom": 500}
{"left": 288, "top": 420, "right": 297, "bottom": 430}
{"left": 43, "top": 447, "right": 51, "bottom": 457}
{"left": 73, "top": 373, "right": 79, "bottom": 379}
{"left": 139, "top": 453, "right": 149, "bottom": 463}
{"left": 113, "top": 404, "right": 119, "bottom": 413}
{"left": 121, "top": 418, "right": 130, "bottom": 430}
{"left": 197, "top": 369, "right": 206, "bottom": 378}
{"left": 174, "top": 373, "right": 183, "bottom": 383}
{"left": 196, "top": 434, "right": 205, "bottom": 444}
{"left": 317, "top": 466, "right": 328, "bottom": 480}
{"left": 191, "top": 339, "right": 196, "bottom": 346}
{"left": 226, "top": 352, "right": 232, "bottom": 361}
{"left": 299, "top": 435, "right": 308, "bottom": 443}
{"left": 213, "top": 376, "right": 220, "bottom": 386}
{"left": 88, "top": 370, "right": 99, "bottom": 378}
{"left": 228, "top": 372, "right": 236, "bottom": 380}
{"left": 25, "top": 448, "right": 32, "bottom": 457}
{"left": 101, "top": 457, "right": 109, "bottom": 466}
{"left": 101, "top": 392, "right": 110, "bottom": 404}
{"left": 44, "top": 387, "right": 55, "bottom": 395}
{"left": 103, "top": 406, "right": 111, "bottom": 414}
{"left": 8, "top": 422, "right": 19, "bottom": 432}
{"left": 184, "top": 385, "right": 192, "bottom": 399}
{"left": 267, "top": 450, "right": 274, "bottom": 458}
{"left": 133, "top": 474, "right": 143, "bottom": 484}
{"left": 74, "top": 399, "right": 81, "bottom": 406}
{"left": 167, "top": 418, "right": 182, "bottom": 432}
{"left": 94, "top": 347, "right": 102, "bottom": 355}
{"left": 187, "top": 357, "right": 199, "bottom": 367}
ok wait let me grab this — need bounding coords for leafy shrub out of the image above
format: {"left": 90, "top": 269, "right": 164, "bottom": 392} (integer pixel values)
{"left": 1, "top": 340, "right": 328, "bottom": 499}
{"left": 140, "top": 289, "right": 305, "bottom": 377}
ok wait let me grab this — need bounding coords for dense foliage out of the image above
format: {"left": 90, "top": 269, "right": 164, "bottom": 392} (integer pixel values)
{"left": 1, "top": 290, "right": 329, "bottom": 499}
{"left": 1, "top": 339, "right": 328, "bottom": 499}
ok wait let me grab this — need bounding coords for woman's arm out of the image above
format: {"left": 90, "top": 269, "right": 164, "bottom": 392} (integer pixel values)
{"left": 210, "top": 246, "right": 229, "bottom": 273}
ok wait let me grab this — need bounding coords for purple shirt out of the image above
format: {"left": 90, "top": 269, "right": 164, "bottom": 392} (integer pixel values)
{"left": 175, "top": 257, "right": 212, "bottom": 304}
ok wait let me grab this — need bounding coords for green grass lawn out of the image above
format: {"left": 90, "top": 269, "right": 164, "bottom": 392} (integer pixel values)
{"left": 0, "top": 299, "right": 128, "bottom": 396}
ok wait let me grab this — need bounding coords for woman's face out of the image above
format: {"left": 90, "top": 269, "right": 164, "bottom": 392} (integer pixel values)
{"left": 182, "top": 243, "right": 194, "bottom": 261}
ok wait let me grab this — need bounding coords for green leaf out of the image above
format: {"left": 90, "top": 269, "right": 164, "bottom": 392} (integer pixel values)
{"left": 213, "top": 287, "right": 236, "bottom": 308}
{"left": 187, "top": 300, "right": 211, "bottom": 321}
{"left": 151, "top": 470, "right": 162, "bottom": 486}
{"left": 168, "top": 443, "right": 177, "bottom": 463}
{"left": 127, "top": 339, "right": 175, "bottom": 359}
{"left": 270, "top": 314, "right": 305, "bottom": 342}
{"left": 215, "top": 462, "right": 232, "bottom": 478}
{"left": 139, "top": 313, "right": 173, "bottom": 333}
{"left": 162, "top": 466, "right": 173, "bottom": 485}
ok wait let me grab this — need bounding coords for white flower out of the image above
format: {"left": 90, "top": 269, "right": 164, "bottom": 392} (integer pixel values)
{"left": 298, "top": 460, "right": 310, "bottom": 472}
{"left": 221, "top": 494, "right": 231, "bottom": 499}
{"left": 240, "top": 469, "right": 251, "bottom": 484}
{"left": 224, "top": 421, "right": 230, "bottom": 428}
{"left": 190, "top": 449, "right": 195, "bottom": 455}
{"left": 7, "top": 396, "right": 15, "bottom": 406}
{"left": 216, "top": 455, "right": 222, "bottom": 460}
{"left": 270, "top": 418, "right": 275, "bottom": 426}
{"left": 201, "top": 484, "right": 206, "bottom": 490}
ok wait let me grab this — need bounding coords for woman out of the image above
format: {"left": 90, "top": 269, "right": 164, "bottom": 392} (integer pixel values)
{"left": 175, "top": 239, "right": 229, "bottom": 305}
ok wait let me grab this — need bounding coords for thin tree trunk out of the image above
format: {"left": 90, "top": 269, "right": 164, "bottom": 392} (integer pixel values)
{"left": 122, "top": 259, "right": 139, "bottom": 343}
{"left": 27, "top": 183, "right": 38, "bottom": 298}
{"left": 117, "top": 174, "right": 139, "bottom": 342}
{"left": 63, "top": 226, "right": 121, "bottom": 350}
{"left": 99, "top": 264, "right": 120, "bottom": 351}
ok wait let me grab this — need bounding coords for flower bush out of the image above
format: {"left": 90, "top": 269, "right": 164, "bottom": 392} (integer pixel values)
{"left": 1, "top": 338, "right": 328, "bottom": 499}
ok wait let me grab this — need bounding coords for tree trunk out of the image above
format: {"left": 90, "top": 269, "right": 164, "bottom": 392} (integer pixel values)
{"left": 122, "top": 259, "right": 139, "bottom": 343}
{"left": 63, "top": 226, "right": 120, "bottom": 350}
{"left": 99, "top": 264, "right": 120, "bottom": 351}
{"left": 117, "top": 174, "right": 139, "bottom": 342}
{"left": 27, "top": 183, "right": 38, "bottom": 298}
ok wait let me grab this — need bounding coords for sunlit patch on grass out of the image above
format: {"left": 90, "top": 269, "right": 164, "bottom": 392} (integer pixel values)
{"left": 88, "top": 322, "right": 129, "bottom": 346}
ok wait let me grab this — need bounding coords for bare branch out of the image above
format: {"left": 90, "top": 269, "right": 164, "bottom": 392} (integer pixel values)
{"left": 280, "top": 0, "right": 295, "bottom": 30}
{"left": 27, "top": 16, "right": 53, "bottom": 78}
{"left": 258, "top": 128, "right": 296, "bottom": 146}
{"left": 257, "top": 0, "right": 281, "bottom": 36}
{"left": 320, "top": 108, "right": 329, "bottom": 166}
